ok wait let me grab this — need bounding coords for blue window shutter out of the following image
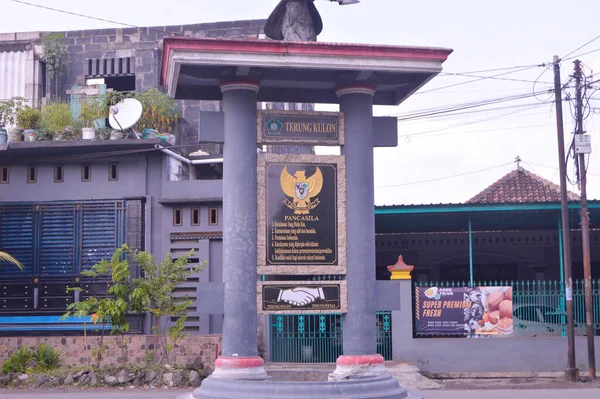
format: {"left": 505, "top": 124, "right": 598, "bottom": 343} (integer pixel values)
{"left": 81, "top": 202, "right": 124, "bottom": 272}
{"left": 0, "top": 205, "right": 34, "bottom": 279}
{"left": 39, "top": 204, "right": 76, "bottom": 277}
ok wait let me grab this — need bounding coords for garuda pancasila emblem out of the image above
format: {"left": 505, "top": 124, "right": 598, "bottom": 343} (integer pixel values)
{"left": 280, "top": 166, "right": 323, "bottom": 215}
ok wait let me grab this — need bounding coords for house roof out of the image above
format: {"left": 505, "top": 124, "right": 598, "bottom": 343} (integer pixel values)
{"left": 0, "top": 139, "right": 172, "bottom": 163}
{"left": 467, "top": 166, "right": 580, "bottom": 204}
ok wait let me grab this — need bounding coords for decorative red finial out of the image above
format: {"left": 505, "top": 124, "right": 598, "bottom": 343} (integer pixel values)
{"left": 387, "top": 255, "right": 414, "bottom": 272}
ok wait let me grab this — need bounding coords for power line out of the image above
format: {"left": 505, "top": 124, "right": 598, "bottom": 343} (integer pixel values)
{"left": 444, "top": 64, "right": 544, "bottom": 75}
{"left": 399, "top": 122, "right": 555, "bottom": 139}
{"left": 562, "top": 34, "right": 600, "bottom": 60}
{"left": 438, "top": 71, "right": 553, "bottom": 86}
{"left": 564, "top": 47, "right": 600, "bottom": 62}
{"left": 376, "top": 162, "right": 514, "bottom": 189}
{"left": 399, "top": 104, "right": 552, "bottom": 140}
{"left": 396, "top": 99, "right": 555, "bottom": 122}
{"left": 392, "top": 90, "right": 552, "bottom": 120}
{"left": 417, "top": 65, "right": 547, "bottom": 95}
{"left": 10, "top": 0, "right": 138, "bottom": 28}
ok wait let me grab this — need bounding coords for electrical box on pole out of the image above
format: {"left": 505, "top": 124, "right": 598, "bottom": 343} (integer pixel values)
{"left": 575, "top": 134, "right": 592, "bottom": 154}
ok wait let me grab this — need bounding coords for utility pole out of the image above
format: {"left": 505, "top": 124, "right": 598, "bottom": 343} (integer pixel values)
{"left": 574, "top": 59, "right": 595, "bottom": 379}
{"left": 553, "top": 55, "right": 578, "bottom": 382}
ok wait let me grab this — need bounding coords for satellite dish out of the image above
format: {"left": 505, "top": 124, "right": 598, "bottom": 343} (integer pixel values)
{"left": 108, "top": 98, "right": 143, "bottom": 131}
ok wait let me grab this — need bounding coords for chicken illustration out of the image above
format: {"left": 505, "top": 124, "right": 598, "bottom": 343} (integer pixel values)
{"left": 280, "top": 166, "right": 323, "bottom": 214}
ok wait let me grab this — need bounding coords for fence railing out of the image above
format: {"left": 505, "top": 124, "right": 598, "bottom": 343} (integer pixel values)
{"left": 413, "top": 280, "right": 600, "bottom": 337}
{"left": 269, "top": 312, "right": 393, "bottom": 363}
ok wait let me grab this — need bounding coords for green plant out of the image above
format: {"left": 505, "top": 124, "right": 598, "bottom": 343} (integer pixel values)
{"left": 16, "top": 107, "right": 41, "bottom": 129}
{"left": 63, "top": 245, "right": 133, "bottom": 367}
{"left": 43, "top": 33, "right": 68, "bottom": 99}
{"left": 0, "top": 97, "right": 27, "bottom": 126}
{"left": 80, "top": 97, "right": 106, "bottom": 128}
{"left": 2, "top": 347, "right": 33, "bottom": 374}
{"left": 30, "top": 343, "right": 63, "bottom": 372}
{"left": 130, "top": 250, "right": 204, "bottom": 365}
{"left": 2, "top": 344, "right": 63, "bottom": 374}
{"left": 41, "top": 102, "right": 73, "bottom": 134}
{"left": 134, "top": 88, "right": 179, "bottom": 133}
{"left": 34, "top": 128, "right": 54, "bottom": 141}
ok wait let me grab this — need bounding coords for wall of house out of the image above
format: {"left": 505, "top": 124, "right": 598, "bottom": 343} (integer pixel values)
{"left": 0, "top": 150, "right": 225, "bottom": 334}
{"left": 391, "top": 279, "right": 600, "bottom": 373}
{"left": 0, "top": 154, "right": 148, "bottom": 202}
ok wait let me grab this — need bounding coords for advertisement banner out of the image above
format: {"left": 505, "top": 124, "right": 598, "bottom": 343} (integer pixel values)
{"left": 415, "top": 286, "right": 514, "bottom": 336}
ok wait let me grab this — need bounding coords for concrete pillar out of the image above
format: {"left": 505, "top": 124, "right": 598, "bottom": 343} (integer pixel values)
{"left": 332, "top": 86, "right": 387, "bottom": 377}
{"left": 211, "top": 80, "right": 266, "bottom": 380}
{"left": 338, "top": 86, "right": 377, "bottom": 355}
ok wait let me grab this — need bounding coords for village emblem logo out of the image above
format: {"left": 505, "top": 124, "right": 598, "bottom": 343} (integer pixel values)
{"left": 280, "top": 166, "right": 323, "bottom": 215}
{"left": 266, "top": 118, "right": 284, "bottom": 135}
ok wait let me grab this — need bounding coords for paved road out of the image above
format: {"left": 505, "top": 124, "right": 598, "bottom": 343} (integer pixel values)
{"left": 417, "top": 389, "right": 600, "bottom": 399}
{"left": 1, "top": 388, "right": 600, "bottom": 399}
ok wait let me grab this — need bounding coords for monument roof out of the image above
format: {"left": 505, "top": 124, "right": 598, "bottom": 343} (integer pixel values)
{"left": 161, "top": 37, "right": 452, "bottom": 105}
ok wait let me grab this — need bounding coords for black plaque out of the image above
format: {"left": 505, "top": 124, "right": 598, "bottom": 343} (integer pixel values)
{"left": 262, "top": 284, "right": 341, "bottom": 311}
{"left": 266, "top": 162, "right": 337, "bottom": 265}
{"left": 260, "top": 111, "right": 340, "bottom": 141}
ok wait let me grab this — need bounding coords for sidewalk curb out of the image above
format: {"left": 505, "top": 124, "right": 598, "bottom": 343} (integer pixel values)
{"left": 422, "top": 371, "right": 564, "bottom": 379}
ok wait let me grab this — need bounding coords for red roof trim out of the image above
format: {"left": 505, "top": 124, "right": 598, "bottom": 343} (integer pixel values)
{"left": 161, "top": 37, "right": 453, "bottom": 86}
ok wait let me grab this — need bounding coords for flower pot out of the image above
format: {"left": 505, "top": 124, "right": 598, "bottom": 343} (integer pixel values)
{"left": 0, "top": 128, "right": 7, "bottom": 144}
{"left": 110, "top": 130, "right": 123, "bottom": 140}
{"left": 82, "top": 127, "right": 96, "bottom": 140}
{"left": 142, "top": 128, "right": 157, "bottom": 139}
{"left": 24, "top": 129, "right": 37, "bottom": 142}
{"left": 7, "top": 127, "right": 23, "bottom": 143}
{"left": 53, "top": 131, "right": 65, "bottom": 141}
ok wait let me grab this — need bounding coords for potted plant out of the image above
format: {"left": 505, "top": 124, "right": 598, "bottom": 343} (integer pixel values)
{"left": 16, "top": 106, "right": 41, "bottom": 142}
{"left": 0, "top": 97, "right": 26, "bottom": 143}
{"left": 41, "top": 102, "right": 73, "bottom": 141}
{"left": 79, "top": 98, "right": 104, "bottom": 140}
{"left": 135, "top": 88, "right": 179, "bottom": 140}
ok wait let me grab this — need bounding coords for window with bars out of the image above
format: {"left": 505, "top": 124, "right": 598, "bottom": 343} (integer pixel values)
{"left": 0, "top": 166, "right": 8, "bottom": 183}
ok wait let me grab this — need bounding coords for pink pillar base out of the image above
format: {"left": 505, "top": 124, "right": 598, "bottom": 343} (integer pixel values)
{"left": 210, "top": 356, "right": 267, "bottom": 380}
{"left": 330, "top": 354, "right": 389, "bottom": 380}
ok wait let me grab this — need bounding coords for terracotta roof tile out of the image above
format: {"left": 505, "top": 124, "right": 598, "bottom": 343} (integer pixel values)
{"left": 467, "top": 167, "right": 580, "bottom": 204}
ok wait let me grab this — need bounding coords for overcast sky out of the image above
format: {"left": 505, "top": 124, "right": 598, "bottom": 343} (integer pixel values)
{"left": 2, "top": 0, "right": 600, "bottom": 205}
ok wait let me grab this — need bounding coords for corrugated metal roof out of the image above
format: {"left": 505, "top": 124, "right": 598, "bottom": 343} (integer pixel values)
{"left": 0, "top": 50, "right": 28, "bottom": 102}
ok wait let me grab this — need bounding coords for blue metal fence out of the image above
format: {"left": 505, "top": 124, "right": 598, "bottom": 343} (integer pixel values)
{"left": 269, "top": 311, "right": 392, "bottom": 363}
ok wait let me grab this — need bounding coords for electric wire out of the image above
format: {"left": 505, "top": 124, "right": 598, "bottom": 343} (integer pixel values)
{"left": 399, "top": 122, "right": 555, "bottom": 140}
{"left": 376, "top": 162, "right": 514, "bottom": 189}
{"left": 416, "top": 65, "right": 549, "bottom": 95}
{"left": 396, "top": 99, "right": 556, "bottom": 122}
{"left": 562, "top": 34, "right": 600, "bottom": 60}
{"left": 399, "top": 104, "right": 552, "bottom": 141}
{"left": 391, "top": 90, "right": 554, "bottom": 120}
{"left": 10, "top": 0, "right": 138, "bottom": 28}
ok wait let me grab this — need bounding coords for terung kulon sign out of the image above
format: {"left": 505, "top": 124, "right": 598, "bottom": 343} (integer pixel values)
{"left": 415, "top": 286, "right": 514, "bottom": 336}
{"left": 257, "top": 110, "right": 344, "bottom": 146}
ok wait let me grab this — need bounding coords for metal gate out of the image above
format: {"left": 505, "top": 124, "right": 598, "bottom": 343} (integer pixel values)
{"left": 269, "top": 312, "right": 392, "bottom": 363}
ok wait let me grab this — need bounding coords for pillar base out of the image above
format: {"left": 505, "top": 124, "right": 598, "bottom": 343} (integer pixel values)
{"left": 329, "top": 354, "right": 389, "bottom": 381}
{"left": 210, "top": 357, "right": 267, "bottom": 380}
{"left": 181, "top": 374, "right": 413, "bottom": 399}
